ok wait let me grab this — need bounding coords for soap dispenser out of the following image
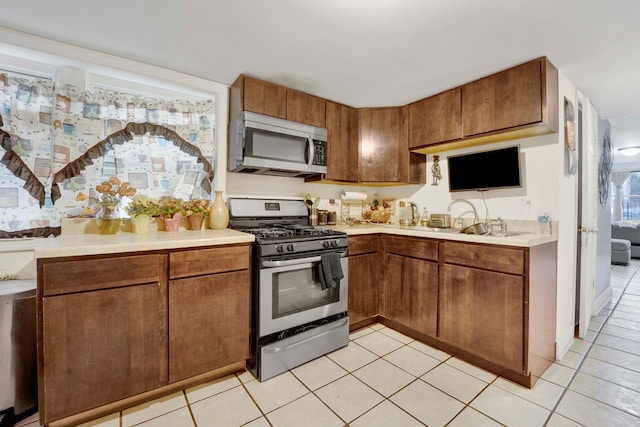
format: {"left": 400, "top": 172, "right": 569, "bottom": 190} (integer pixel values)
{"left": 420, "top": 207, "right": 429, "bottom": 227}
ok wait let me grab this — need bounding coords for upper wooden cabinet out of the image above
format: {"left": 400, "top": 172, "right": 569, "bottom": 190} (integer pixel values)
{"left": 359, "top": 106, "right": 425, "bottom": 184}
{"left": 463, "top": 59, "right": 544, "bottom": 136}
{"left": 410, "top": 57, "right": 558, "bottom": 153}
{"left": 230, "top": 75, "right": 325, "bottom": 127}
{"left": 286, "top": 89, "right": 326, "bottom": 128}
{"left": 409, "top": 88, "right": 462, "bottom": 148}
{"left": 325, "top": 101, "right": 359, "bottom": 182}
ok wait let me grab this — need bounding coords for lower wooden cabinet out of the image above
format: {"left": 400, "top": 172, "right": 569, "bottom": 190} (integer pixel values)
{"left": 439, "top": 263, "right": 524, "bottom": 371}
{"left": 347, "top": 234, "right": 556, "bottom": 388}
{"left": 37, "top": 244, "right": 251, "bottom": 426}
{"left": 169, "top": 270, "right": 250, "bottom": 382}
{"left": 41, "top": 282, "right": 168, "bottom": 422}
{"left": 383, "top": 254, "right": 438, "bottom": 337}
{"left": 348, "top": 235, "right": 380, "bottom": 326}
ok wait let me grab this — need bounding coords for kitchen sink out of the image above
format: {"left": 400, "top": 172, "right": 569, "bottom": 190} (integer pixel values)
{"left": 411, "top": 226, "right": 458, "bottom": 233}
{"left": 489, "top": 231, "right": 530, "bottom": 238}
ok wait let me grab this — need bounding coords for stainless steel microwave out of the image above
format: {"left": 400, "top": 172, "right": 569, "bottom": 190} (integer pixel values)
{"left": 229, "top": 111, "right": 328, "bottom": 178}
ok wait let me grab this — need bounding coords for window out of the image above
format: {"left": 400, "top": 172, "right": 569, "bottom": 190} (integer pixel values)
{"left": 614, "top": 171, "right": 640, "bottom": 220}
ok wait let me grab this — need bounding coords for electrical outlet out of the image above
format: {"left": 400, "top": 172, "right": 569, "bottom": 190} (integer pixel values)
{"left": 519, "top": 198, "right": 532, "bottom": 205}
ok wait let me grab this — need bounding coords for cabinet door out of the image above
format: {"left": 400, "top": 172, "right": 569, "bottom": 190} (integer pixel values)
{"left": 440, "top": 264, "right": 524, "bottom": 371}
{"left": 325, "top": 101, "right": 359, "bottom": 182}
{"left": 462, "top": 59, "right": 542, "bottom": 136}
{"left": 242, "top": 76, "right": 287, "bottom": 119}
{"left": 409, "top": 88, "right": 462, "bottom": 148}
{"left": 359, "top": 107, "right": 409, "bottom": 182}
{"left": 348, "top": 253, "right": 379, "bottom": 325}
{"left": 383, "top": 254, "right": 438, "bottom": 336}
{"left": 42, "top": 283, "right": 168, "bottom": 423}
{"left": 169, "top": 270, "right": 250, "bottom": 382}
{"left": 287, "top": 89, "right": 326, "bottom": 127}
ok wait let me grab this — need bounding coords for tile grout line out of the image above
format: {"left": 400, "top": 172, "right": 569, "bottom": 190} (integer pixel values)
{"left": 543, "top": 264, "right": 640, "bottom": 426}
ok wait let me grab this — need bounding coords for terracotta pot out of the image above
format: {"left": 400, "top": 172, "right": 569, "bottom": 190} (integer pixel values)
{"left": 187, "top": 213, "right": 205, "bottom": 231}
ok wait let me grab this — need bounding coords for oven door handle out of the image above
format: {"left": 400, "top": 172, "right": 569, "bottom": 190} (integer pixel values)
{"left": 262, "top": 251, "right": 346, "bottom": 268}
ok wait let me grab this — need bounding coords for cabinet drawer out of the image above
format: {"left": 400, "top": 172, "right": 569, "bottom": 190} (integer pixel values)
{"left": 170, "top": 245, "right": 250, "bottom": 279}
{"left": 41, "top": 254, "right": 165, "bottom": 296}
{"left": 348, "top": 235, "right": 380, "bottom": 256}
{"left": 385, "top": 235, "right": 438, "bottom": 261}
{"left": 442, "top": 242, "right": 525, "bottom": 275}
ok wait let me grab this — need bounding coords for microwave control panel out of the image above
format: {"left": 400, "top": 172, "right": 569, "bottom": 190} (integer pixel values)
{"left": 312, "top": 140, "right": 327, "bottom": 166}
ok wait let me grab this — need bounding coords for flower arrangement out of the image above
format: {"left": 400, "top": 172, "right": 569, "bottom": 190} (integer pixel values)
{"left": 76, "top": 176, "right": 136, "bottom": 219}
{"left": 125, "top": 195, "right": 160, "bottom": 217}
{"left": 183, "top": 198, "right": 211, "bottom": 217}
{"left": 158, "top": 196, "right": 186, "bottom": 218}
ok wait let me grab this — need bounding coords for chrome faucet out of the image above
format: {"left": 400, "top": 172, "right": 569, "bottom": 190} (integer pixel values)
{"left": 447, "top": 199, "right": 479, "bottom": 226}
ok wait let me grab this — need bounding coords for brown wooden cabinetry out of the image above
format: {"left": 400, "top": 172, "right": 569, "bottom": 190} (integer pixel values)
{"left": 37, "top": 244, "right": 251, "bottom": 426}
{"left": 463, "top": 59, "right": 544, "bottom": 136}
{"left": 409, "top": 88, "right": 462, "bottom": 148}
{"left": 348, "top": 235, "right": 380, "bottom": 326}
{"left": 358, "top": 107, "right": 425, "bottom": 184}
{"left": 230, "top": 75, "right": 325, "bottom": 127}
{"left": 325, "top": 101, "right": 359, "bottom": 182}
{"left": 440, "top": 263, "right": 524, "bottom": 371}
{"left": 168, "top": 246, "right": 250, "bottom": 383}
{"left": 39, "top": 254, "right": 168, "bottom": 423}
{"left": 382, "top": 236, "right": 438, "bottom": 336}
{"left": 410, "top": 57, "right": 558, "bottom": 153}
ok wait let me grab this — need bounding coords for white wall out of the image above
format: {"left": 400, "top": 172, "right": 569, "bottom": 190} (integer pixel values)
{"left": 594, "top": 118, "right": 612, "bottom": 313}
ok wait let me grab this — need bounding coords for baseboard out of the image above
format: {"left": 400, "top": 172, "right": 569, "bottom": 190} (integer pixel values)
{"left": 592, "top": 286, "right": 613, "bottom": 316}
{"left": 555, "top": 324, "right": 575, "bottom": 361}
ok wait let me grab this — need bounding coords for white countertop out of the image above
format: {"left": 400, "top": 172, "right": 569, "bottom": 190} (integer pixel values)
{"left": 33, "top": 229, "right": 255, "bottom": 259}
{"left": 330, "top": 223, "right": 557, "bottom": 247}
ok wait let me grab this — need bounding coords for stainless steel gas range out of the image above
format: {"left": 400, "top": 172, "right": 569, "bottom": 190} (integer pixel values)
{"left": 228, "top": 198, "right": 349, "bottom": 381}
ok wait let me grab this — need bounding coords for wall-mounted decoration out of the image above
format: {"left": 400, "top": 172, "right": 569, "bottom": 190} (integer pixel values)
{"left": 564, "top": 97, "right": 577, "bottom": 175}
{"left": 598, "top": 127, "right": 613, "bottom": 208}
{"left": 431, "top": 154, "right": 442, "bottom": 186}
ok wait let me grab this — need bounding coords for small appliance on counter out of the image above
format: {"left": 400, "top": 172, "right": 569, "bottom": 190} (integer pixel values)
{"left": 429, "top": 213, "right": 451, "bottom": 228}
{"left": 228, "top": 198, "right": 349, "bottom": 382}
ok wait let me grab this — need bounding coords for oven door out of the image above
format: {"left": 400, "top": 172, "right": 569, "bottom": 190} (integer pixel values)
{"left": 258, "top": 252, "right": 348, "bottom": 337}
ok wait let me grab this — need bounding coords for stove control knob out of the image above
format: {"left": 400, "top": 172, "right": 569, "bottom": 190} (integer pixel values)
{"left": 287, "top": 244, "right": 295, "bottom": 252}
{"left": 276, "top": 245, "right": 284, "bottom": 253}
{"left": 330, "top": 240, "right": 338, "bottom": 247}
{"left": 322, "top": 241, "right": 330, "bottom": 248}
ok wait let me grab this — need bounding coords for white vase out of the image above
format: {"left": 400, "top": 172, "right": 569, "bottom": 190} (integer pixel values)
{"left": 209, "top": 191, "right": 229, "bottom": 230}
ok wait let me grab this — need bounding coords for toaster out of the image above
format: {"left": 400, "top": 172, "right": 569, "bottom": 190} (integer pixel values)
{"left": 429, "top": 213, "right": 451, "bottom": 228}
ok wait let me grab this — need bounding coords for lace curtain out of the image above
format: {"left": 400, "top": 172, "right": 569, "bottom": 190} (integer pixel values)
{"left": 612, "top": 171, "right": 630, "bottom": 222}
{"left": 0, "top": 72, "right": 216, "bottom": 233}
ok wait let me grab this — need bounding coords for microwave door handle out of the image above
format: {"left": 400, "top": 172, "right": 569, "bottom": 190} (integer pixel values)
{"left": 306, "top": 135, "right": 313, "bottom": 167}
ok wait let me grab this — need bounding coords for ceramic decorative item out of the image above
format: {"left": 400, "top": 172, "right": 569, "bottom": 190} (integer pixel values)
{"left": 131, "top": 214, "right": 152, "bottom": 234}
{"left": 209, "top": 191, "right": 229, "bottom": 230}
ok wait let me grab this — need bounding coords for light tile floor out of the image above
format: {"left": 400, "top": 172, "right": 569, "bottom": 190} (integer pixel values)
{"left": 16, "top": 261, "right": 640, "bottom": 427}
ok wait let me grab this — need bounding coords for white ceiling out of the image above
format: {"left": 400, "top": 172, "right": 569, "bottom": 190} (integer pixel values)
{"left": 1, "top": 0, "right": 639, "bottom": 147}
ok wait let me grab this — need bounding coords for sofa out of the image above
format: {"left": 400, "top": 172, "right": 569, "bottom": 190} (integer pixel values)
{"left": 611, "top": 222, "right": 640, "bottom": 258}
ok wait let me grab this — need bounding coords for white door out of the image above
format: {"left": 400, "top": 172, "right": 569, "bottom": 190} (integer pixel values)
{"left": 577, "top": 91, "right": 599, "bottom": 338}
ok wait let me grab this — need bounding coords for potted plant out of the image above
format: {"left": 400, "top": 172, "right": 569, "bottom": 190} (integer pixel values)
{"left": 183, "top": 198, "right": 211, "bottom": 230}
{"left": 158, "top": 196, "right": 186, "bottom": 232}
{"left": 125, "top": 195, "right": 160, "bottom": 234}
{"left": 76, "top": 176, "right": 137, "bottom": 234}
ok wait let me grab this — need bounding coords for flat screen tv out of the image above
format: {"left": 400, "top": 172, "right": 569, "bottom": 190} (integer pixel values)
{"left": 448, "top": 146, "right": 521, "bottom": 192}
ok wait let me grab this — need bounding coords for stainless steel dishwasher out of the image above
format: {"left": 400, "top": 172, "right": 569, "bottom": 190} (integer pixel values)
{"left": 0, "top": 279, "right": 37, "bottom": 424}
